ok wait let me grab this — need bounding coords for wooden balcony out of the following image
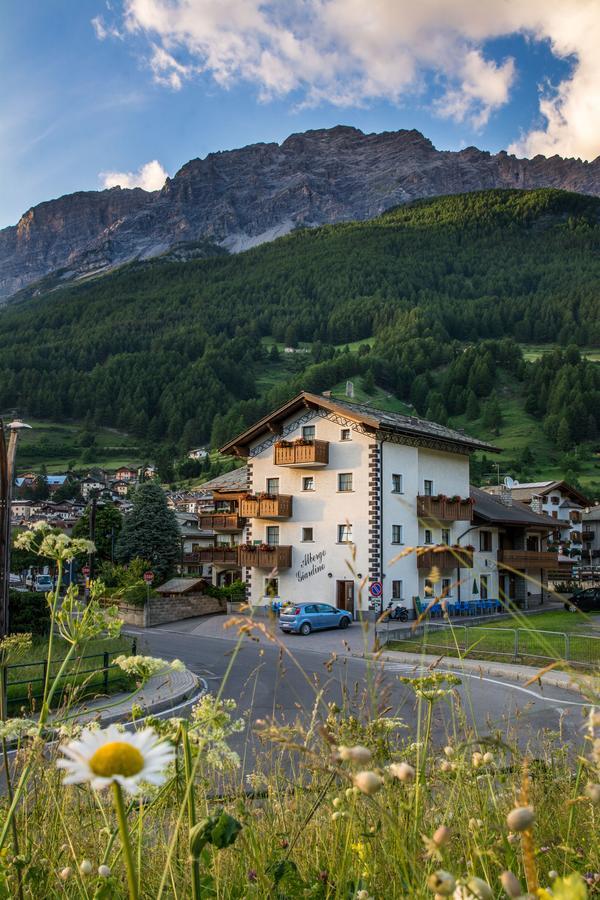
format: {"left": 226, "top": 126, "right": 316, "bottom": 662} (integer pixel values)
{"left": 417, "top": 547, "right": 474, "bottom": 570}
{"left": 238, "top": 545, "right": 292, "bottom": 569}
{"left": 198, "top": 514, "right": 244, "bottom": 532}
{"left": 497, "top": 549, "right": 558, "bottom": 569}
{"left": 417, "top": 495, "right": 473, "bottom": 521}
{"left": 274, "top": 440, "right": 329, "bottom": 467}
{"left": 183, "top": 547, "right": 239, "bottom": 565}
{"left": 239, "top": 495, "right": 293, "bottom": 519}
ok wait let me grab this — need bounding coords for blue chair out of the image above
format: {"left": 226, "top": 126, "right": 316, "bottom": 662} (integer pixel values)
{"left": 430, "top": 602, "right": 442, "bottom": 618}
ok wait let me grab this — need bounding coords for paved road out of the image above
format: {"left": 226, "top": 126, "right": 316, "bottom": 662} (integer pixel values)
{"left": 129, "top": 622, "right": 590, "bottom": 769}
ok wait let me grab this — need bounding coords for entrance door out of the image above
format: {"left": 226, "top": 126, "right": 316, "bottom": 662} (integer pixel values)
{"left": 336, "top": 581, "right": 354, "bottom": 617}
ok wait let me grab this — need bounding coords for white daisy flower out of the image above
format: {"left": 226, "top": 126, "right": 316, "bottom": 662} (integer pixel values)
{"left": 57, "top": 724, "right": 174, "bottom": 794}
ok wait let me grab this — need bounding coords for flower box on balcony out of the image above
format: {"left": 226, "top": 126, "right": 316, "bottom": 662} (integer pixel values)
{"left": 274, "top": 440, "right": 329, "bottom": 467}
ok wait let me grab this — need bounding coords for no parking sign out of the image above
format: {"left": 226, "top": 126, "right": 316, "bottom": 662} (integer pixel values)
{"left": 369, "top": 581, "right": 383, "bottom": 598}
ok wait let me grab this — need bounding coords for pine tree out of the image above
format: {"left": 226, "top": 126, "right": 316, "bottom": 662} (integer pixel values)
{"left": 73, "top": 503, "right": 122, "bottom": 561}
{"left": 362, "top": 368, "right": 376, "bottom": 394}
{"left": 465, "top": 390, "right": 480, "bottom": 420}
{"left": 556, "top": 417, "right": 572, "bottom": 451}
{"left": 116, "top": 482, "right": 181, "bottom": 582}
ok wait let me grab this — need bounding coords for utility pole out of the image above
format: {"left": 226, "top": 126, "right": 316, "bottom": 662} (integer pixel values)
{"left": 0, "top": 419, "right": 32, "bottom": 637}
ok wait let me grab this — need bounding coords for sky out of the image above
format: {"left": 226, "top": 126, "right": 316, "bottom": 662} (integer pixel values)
{"left": 1, "top": 0, "right": 599, "bottom": 229}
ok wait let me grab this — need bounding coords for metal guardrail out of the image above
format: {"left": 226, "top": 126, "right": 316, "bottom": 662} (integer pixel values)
{"left": 3, "top": 637, "right": 137, "bottom": 707}
{"left": 380, "top": 623, "right": 600, "bottom": 667}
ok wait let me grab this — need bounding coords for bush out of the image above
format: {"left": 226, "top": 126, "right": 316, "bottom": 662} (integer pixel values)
{"left": 8, "top": 590, "right": 50, "bottom": 635}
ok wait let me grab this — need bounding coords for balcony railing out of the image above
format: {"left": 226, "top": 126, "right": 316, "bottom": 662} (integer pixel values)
{"left": 417, "top": 547, "right": 474, "bottom": 570}
{"left": 274, "top": 440, "right": 329, "bottom": 467}
{"left": 238, "top": 545, "right": 292, "bottom": 569}
{"left": 417, "top": 495, "right": 473, "bottom": 521}
{"left": 239, "top": 495, "right": 293, "bottom": 519}
{"left": 183, "top": 548, "right": 239, "bottom": 565}
{"left": 198, "top": 514, "right": 244, "bottom": 532}
{"left": 497, "top": 549, "right": 558, "bottom": 569}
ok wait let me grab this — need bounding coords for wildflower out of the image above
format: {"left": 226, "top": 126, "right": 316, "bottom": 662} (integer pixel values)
{"left": 79, "top": 859, "right": 93, "bottom": 876}
{"left": 482, "top": 752, "right": 494, "bottom": 765}
{"left": 356, "top": 891, "right": 371, "bottom": 900}
{"left": 114, "top": 654, "right": 184, "bottom": 680}
{"left": 0, "top": 633, "right": 32, "bottom": 664}
{"left": 584, "top": 782, "right": 600, "bottom": 803}
{"left": 353, "top": 771, "right": 382, "bottom": 795}
{"left": 548, "top": 871, "right": 558, "bottom": 881}
{"left": 388, "top": 761, "right": 415, "bottom": 782}
{"left": 440, "top": 760, "right": 453, "bottom": 773}
{"left": 506, "top": 832, "right": 519, "bottom": 845}
{"left": 471, "top": 752, "right": 483, "bottom": 768}
{"left": 500, "top": 871, "right": 522, "bottom": 898}
{"left": 427, "top": 870, "right": 456, "bottom": 895}
{"left": 57, "top": 724, "right": 174, "bottom": 794}
{"left": 0, "top": 718, "right": 37, "bottom": 741}
{"left": 332, "top": 797, "right": 343, "bottom": 808}
{"left": 338, "top": 744, "right": 372, "bottom": 764}
{"left": 248, "top": 869, "right": 257, "bottom": 883}
{"left": 98, "top": 865, "right": 111, "bottom": 877}
{"left": 444, "top": 746, "right": 455, "bottom": 758}
{"left": 346, "top": 786, "right": 360, "bottom": 800}
{"left": 506, "top": 805, "right": 534, "bottom": 832}
{"left": 59, "top": 868, "right": 72, "bottom": 881}
{"left": 468, "top": 818, "right": 483, "bottom": 831}
{"left": 331, "top": 810, "right": 347, "bottom": 821}
{"left": 453, "top": 876, "right": 493, "bottom": 899}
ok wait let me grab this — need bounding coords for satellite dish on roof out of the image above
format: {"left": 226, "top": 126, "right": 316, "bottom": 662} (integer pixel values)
{"left": 503, "top": 476, "right": 515, "bottom": 489}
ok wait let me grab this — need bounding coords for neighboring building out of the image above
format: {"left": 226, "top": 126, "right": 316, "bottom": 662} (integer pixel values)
{"left": 220, "top": 392, "right": 495, "bottom": 615}
{"left": 582, "top": 505, "right": 600, "bottom": 566}
{"left": 80, "top": 477, "right": 106, "bottom": 500}
{"left": 115, "top": 466, "right": 138, "bottom": 483}
{"left": 111, "top": 479, "right": 130, "bottom": 497}
{"left": 483, "top": 481, "right": 590, "bottom": 563}
{"left": 187, "top": 448, "right": 209, "bottom": 460}
{"left": 179, "top": 468, "right": 248, "bottom": 585}
{"left": 470, "top": 487, "right": 559, "bottom": 607}
{"left": 11, "top": 500, "right": 33, "bottom": 519}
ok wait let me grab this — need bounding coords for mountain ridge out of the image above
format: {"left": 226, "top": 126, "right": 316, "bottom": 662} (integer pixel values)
{"left": 2, "top": 125, "right": 600, "bottom": 300}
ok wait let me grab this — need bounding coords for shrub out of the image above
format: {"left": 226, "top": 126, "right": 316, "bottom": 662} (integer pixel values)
{"left": 8, "top": 590, "right": 50, "bottom": 635}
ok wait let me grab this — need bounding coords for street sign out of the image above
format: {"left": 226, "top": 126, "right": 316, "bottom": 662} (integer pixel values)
{"left": 82, "top": 565, "right": 90, "bottom": 576}
{"left": 143, "top": 571, "right": 154, "bottom": 583}
{"left": 369, "top": 581, "right": 382, "bottom": 598}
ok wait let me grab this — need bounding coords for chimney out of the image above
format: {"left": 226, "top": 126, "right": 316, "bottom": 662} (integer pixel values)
{"left": 499, "top": 485, "right": 513, "bottom": 507}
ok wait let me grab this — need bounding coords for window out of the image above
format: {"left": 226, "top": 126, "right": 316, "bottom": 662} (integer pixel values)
{"left": 266, "top": 477, "right": 279, "bottom": 495}
{"left": 441, "top": 577, "right": 452, "bottom": 598}
{"left": 337, "top": 523, "right": 352, "bottom": 543}
{"left": 340, "top": 428, "right": 351, "bottom": 441}
{"left": 392, "top": 524, "right": 403, "bottom": 544}
{"left": 302, "top": 476, "right": 315, "bottom": 491}
{"left": 424, "top": 529, "right": 433, "bottom": 545}
{"left": 424, "top": 479, "right": 434, "bottom": 496}
{"left": 301, "top": 527, "right": 314, "bottom": 542}
{"left": 266, "top": 526, "right": 279, "bottom": 546}
{"left": 551, "top": 496, "right": 559, "bottom": 505}
{"left": 391, "top": 473, "right": 403, "bottom": 494}
{"left": 480, "top": 530, "right": 492, "bottom": 552}
{"left": 264, "top": 577, "right": 278, "bottom": 597}
{"left": 441, "top": 528, "right": 450, "bottom": 546}
{"left": 392, "top": 580, "right": 403, "bottom": 599}
{"left": 338, "top": 472, "right": 353, "bottom": 492}
{"left": 302, "top": 425, "right": 315, "bottom": 441}
{"left": 480, "top": 575, "right": 489, "bottom": 600}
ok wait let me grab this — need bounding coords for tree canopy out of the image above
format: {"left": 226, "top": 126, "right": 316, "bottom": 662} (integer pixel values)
{"left": 115, "top": 482, "right": 180, "bottom": 582}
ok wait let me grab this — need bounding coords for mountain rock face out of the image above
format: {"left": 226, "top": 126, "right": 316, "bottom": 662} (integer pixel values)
{"left": 2, "top": 125, "right": 600, "bottom": 300}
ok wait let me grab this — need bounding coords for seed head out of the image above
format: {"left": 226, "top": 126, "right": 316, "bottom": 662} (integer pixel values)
{"left": 440, "top": 760, "right": 453, "bottom": 773}
{"left": 388, "top": 761, "right": 415, "bottom": 782}
{"left": 455, "top": 876, "right": 493, "bottom": 899}
{"left": 98, "top": 865, "right": 111, "bottom": 877}
{"left": 353, "top": 770, "right": 383, "bottom": 795}
{"left": 79, "top": 859, "right": 93, "bottom": 876}
{"left": 585, "top": 782, "right": 600, "bottom": 803}
{"left": 506, "top": 805, "right": 535, "bottom": 832}
{"left": 482, "top": 752, "right": 494, "bottom": 765}
{"left": 427, "top": 869, "right": 456, "bottom": 894}
{"left": 500, "top": 870, "right": 522, "bottom": 898}
{"left": 432, "top": 825, "right": 451, "bottom": 847}
{"left": 471, "top": 752, "right": 483, "bottom": 768}
{"left": 444, "top": 745, "right": 455, "bottom": 758}
{"left": 59, "top": 868, "right": 72, "bottom": 881}
{"left": 332, "top": 796, "right": 343, "bottom": 808}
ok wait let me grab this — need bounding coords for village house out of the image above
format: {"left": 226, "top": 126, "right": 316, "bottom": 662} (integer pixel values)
{"left": 110, "top": 479, "right": 130, "bottom": 497}
{"left": 483, "top": 480, "right": 590, "bottom": 563}
{"left": 220, "top": 391, "right": 502, "bottom": 616}
{"left": 80, "top": 476, "right": 107, "bottom": 500}
{"left": 114, "top": 465, "right": 138, "bottom": 482}
{"left": 187, "top": 448, "right": 209, "bottom": 461}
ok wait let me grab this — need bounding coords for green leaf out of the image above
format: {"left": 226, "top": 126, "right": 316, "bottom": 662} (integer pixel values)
{"left": 209, "top": 811, "right": 242, "bottom": 849}
{"left": 189, "top": 816, "right": 217, "bottom": 857}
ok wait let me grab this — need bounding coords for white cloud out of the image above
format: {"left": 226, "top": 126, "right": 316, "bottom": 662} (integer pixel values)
{"left": 100, "top": 159, "right": 168, "bottom": 191}
{"left": 101, "top": 0, "right": 600, "bottom": 159}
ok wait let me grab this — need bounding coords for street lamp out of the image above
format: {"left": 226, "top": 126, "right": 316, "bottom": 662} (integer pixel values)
{"left": 0, "top": 419, "right": 32, "bottom": 636}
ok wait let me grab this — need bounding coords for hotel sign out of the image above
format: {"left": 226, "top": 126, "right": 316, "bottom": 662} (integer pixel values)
{"left": 295, "top": 549, "right": 327, "bottom": 583}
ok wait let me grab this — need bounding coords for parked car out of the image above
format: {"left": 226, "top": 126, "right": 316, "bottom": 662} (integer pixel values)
{"left": 9, "top": 573, "right": 22, "bottom": 587}
{"left": 564, "top": 587, "right": 600, "bottom": 613}
{"left": 279, "top": 602, "right": 352, "bottom": 635}
{"left": 33, "top": 574, "right": 54, "bottom": 593}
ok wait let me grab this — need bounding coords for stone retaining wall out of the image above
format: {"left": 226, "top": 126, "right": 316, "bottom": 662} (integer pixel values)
{"left": 109, "top": 594, "right": 225, "bottom": 628}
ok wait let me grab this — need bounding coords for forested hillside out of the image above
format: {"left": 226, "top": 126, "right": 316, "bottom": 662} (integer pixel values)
{"left": 1, "top": 188, "right": 599, "bottom": 487}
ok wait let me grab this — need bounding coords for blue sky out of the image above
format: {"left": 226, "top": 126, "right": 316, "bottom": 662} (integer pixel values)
{"left": 1, "top": 0, "right": 596, "bottom": 230}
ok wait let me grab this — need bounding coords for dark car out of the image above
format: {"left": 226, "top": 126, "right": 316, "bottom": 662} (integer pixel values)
{"left": 279, "top": 602, "right": 352, "bottom": 635}
{"left": 564, "top": 587, "right": 600, "bottom": 613}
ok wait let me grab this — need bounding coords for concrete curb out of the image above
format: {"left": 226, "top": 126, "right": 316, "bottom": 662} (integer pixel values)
{"left": 356, "top": 649, "right": 598, "bottom": 697}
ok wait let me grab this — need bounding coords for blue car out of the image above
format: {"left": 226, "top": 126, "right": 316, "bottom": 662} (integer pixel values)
{"left": 279, "top": 602, "right": 352, "bottom": 635}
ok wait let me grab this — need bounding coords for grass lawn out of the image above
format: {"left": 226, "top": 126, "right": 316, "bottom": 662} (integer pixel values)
{"left": 519, "top": 343, "right": 600, "bottom": 363}
{"left": 6, "top": 633, "right": 136, "bottom": 712}
{"left": 330, "top": 380, "right": 413, "bottom": 414}
{"left": 386, "top": 608, "right": 600, "bottom": 668}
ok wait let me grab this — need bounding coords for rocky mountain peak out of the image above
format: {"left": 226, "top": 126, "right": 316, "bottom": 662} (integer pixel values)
{"left": 2, "top": 125, "right": 600, "bottom": 301}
